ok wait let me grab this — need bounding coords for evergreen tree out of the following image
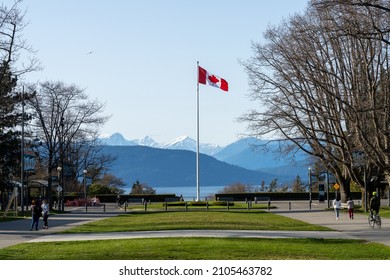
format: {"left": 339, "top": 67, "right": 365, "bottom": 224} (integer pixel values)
{"left": 0, "top": 63, "right": 21, "bottom": 196}
{"left": 0, "top": 0, "right": 38, "bottom": 209}
{"left": 131, "top": 180, "right": 156, "bottom": 195}
{"left": 268, "top": 178, "right": 278, "bottom": 192}
{"left": 291, "top": 175, "right": 306, "bottom": 192}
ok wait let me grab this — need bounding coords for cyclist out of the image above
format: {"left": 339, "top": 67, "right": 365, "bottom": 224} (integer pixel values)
{"left": 369, "top": 191, "right": 380, "bottom": 220}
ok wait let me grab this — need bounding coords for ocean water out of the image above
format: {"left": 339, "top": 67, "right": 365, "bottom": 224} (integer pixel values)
{"left": 124, "top": 185, "right": 224, "bottom": 201}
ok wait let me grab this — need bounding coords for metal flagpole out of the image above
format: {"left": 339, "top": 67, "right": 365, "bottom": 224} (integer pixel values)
{"left": 196, "top": 61, "right": 200, "bottom": 201}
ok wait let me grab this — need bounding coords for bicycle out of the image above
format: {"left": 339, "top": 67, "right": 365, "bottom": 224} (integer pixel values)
{"left": 368, "top": 212, "right": 381, "bottom": 229}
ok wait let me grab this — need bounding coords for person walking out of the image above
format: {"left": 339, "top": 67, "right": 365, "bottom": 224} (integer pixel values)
{"left": 41, "top": 199, "right": 50, "bottom": 229}
{"left": 346, "top": 197, "right": 354, "bottom": 219}
{"left": 30, "top": 200, "right": 41, "bottom": 231}
{"left": 333, "top": 196, "right": 341, "bottom": 220}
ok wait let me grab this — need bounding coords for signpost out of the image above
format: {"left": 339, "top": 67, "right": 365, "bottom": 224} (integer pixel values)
{"left": 57, "top": 186, "right": 62, "bottom": 210}
{"left": 318, "top": 184, "right": 325, "bottom": 202}
{"left": 333, "top": 183, "right": 340, "bottom": 199}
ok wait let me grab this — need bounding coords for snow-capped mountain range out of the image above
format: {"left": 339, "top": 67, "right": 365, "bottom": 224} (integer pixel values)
{"left": 99, "top": 133, "right": 223, "bottom": 155}
{"left": 99, "top": 132, "right": 310, "bottom": 185}
{"left": 100, "top": 132, "right": 309, "bottom": 186}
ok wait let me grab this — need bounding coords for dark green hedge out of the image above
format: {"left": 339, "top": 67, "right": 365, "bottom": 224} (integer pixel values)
{"left": 63, "top": 194, "right": 179, "bottom": 203}
{"left": 215, "top": 192, "right": 362, "bottom": 201}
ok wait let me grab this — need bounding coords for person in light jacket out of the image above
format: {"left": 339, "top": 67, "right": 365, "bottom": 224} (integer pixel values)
{"left": 41, "top": 199, "right": 50, "bottom": 229}
{"left": 333, "top": 196, "right": 341, "bottom": 220}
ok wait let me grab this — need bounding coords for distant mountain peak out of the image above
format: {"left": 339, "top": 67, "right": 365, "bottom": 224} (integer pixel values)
{"left": 99, "top": 132, "right": 137, "bottom": 146}
{"left": 99, "top": 133, "right": 222, "bottom": 155}
{"left": 139, "top": 136, "right": 159, "bottom": 147}
{"left": 163, "top": 136, "right": 195, "bottom": 148}
{"left": 111, "top": 132, "right": 126, "bottom": 139}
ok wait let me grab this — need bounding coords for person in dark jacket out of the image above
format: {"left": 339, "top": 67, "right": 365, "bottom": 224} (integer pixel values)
{"left": 30, "top": 200, "right": 41, "bottom": 231}
{"left": 346, "top": 197, "right": 354, "bottom": 219}
{"left": 369, "top": 191, "right": 380, "bottom": 219}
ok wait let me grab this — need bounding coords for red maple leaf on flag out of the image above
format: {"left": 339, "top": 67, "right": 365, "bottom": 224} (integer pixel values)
{"left": 198, "top": 65, "right": 228, "bottom": 91}
{"left": 208, "top": 75, "right": 220, "bottom": 84}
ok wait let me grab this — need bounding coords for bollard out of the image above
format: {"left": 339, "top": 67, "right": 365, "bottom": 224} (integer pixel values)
{"left": 206, "top": 200, "right": 209, "bottom": 211}
{"left": 85, "top": 203, "right": 88, "bottom": 213}
{"left": 267, "top": 199, "right": 271, "bottom": 210}
{"left": 227, "top": 201, "right": 230, "bottom": 211}
{"left": 289, "top": 201, "right": 291, "bottom": 210}
{"left": 185, "top": 201, "right": 188, "bottom": 211}
{"left": 103, "top": 204, "right": 106, "bottom": 212}
{"left": 309, "top": 200, "right": 312, "bottom": 210}
{"left": 144, "top": 201, "right": 147, "bottom": 211}
{"left": 165, "top": 202, "right": 168, "bottom": 211}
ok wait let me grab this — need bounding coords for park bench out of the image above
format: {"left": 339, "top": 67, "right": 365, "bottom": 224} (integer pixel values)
{"left": 254, "top": 196, "right": 271, "bottom": 210}
{"left": 217, "top": 197, "right": 234, "bottom": 210}
{"left": 164, "top": 197, "right": 181, "bottom": 211}
{"left": 254, "top": 196, "right": 270, "bottom": 204}
{"left": 164, "top": 197, "right": 180, "bottom": 203}
{"left": 218, "top": 197, "right": 234, "bottom": 202}
{"left": 128, "top": 198, "right": 144, "bottom": 205}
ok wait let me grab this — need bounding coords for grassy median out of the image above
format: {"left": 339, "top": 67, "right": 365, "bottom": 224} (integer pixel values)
{"left": 61, "top": 210, "right": 330, "bottom": 233}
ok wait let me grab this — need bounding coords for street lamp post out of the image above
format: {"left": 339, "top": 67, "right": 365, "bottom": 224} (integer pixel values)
{"left": 326, "top": 170, "right": 330, "bottom": 209}
{"left": 308, "top": 167, "right": 312, "bottom": 208}
{"left": 20, "top": 100, "right": 25, "bottom": 215}
{"left": 83, "top": 169, "right": 87, "bottom": 212}
{"left": 57, "top": 166, "right": 62, "bottom": 210}
{"left": 59, "top": 116, "right": 65, "bottom": 212}
{"left": 364, "top": 165, "right": 368, "bottom": 212}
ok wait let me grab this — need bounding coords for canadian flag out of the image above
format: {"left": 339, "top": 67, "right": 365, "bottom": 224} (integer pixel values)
{"left": 198, "top": 66, "right": 228, "bottom": 92}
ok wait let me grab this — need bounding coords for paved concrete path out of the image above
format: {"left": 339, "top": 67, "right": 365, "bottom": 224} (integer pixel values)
{"left": 1, "top": 201, "right": 389, "bottom": 249}
{"left": 0, "top": 207, "right": 121, "bottom": 249}
{"left": 272, "top": 206, "right": 390, "bottom": 246}
{"left": 25, "top": 229, "right": 357, "bottom": 243}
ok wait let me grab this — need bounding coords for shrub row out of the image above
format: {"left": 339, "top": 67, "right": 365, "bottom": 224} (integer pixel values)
{"left": 215, "top": 192, "right": 362, "bottom": 201}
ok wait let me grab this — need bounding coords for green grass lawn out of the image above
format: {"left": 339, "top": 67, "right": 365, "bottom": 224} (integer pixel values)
{"left": 1, "top": 237, "right": 389, "bottom": 260}
{"left": 61, "top": 211, "right": 330, "bottom": 233}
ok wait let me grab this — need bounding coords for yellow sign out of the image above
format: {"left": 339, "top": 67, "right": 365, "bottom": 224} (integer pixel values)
{"left": 333, "top": 183, "right": 340, "bottom": 190}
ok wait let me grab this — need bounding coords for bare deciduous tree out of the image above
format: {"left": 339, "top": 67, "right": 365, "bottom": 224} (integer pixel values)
{"left": 241, "top": 0, "right": 390, "bottom": 204}
{"left": 27, "top": 81, "right": 111, "bottom": 206}
{"left": 0, "top": 0, "right": 40, "bottom": 76}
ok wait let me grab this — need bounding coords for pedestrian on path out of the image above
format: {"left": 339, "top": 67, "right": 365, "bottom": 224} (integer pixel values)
{"left": 41, "top": 199, "right": 50, "bottom": 229}
{"left": 333, "top": 196, "right": 341, "bottom": 220}
{"left": 347, "top": 197, "right": 354, "bottom": 219}
{"left": 30, "top": 200, "right": 41, "bottom": 231}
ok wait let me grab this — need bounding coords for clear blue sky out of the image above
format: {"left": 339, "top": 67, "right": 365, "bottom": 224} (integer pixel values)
{"left": 19, "top": 0, "right": 309, "bottom": 146}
